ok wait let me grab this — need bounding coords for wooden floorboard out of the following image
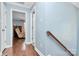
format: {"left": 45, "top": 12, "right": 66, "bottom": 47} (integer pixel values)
{"left": 2, "top": 38, "right": 39, "bottom": 56}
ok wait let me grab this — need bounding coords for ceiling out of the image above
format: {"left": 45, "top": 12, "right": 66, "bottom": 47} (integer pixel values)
{"left": 72, "top": 2, "right": 79, "bottom": 8}
{"left": 16, "top": 2, "right": 79, "bottom": 9}
{"left": 16, "top": 2, "right": 35, "bottom": 9}
{"left": 13, "top": 11, "right": 25, "bottom": 21}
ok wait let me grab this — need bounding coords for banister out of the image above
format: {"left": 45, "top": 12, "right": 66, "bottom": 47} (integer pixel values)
{"left": 47, "top": 31, "right": 74, "bottom": 56}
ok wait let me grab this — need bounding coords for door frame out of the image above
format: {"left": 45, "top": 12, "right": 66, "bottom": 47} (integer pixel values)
{"left": 10, "top": 8, "right": 28, "bottom": 48}
{"left": 1, "top": 2, "right": 4, "bottom": 55}
{"left": 1, "top": 2, "right": 7, "bottom": 55}
{"left": 30, "top": 7, "right": 36, "bottom": 47}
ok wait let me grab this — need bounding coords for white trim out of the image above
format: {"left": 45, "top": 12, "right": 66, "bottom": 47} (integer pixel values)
{"left": 5, "top": 45, "right": 12, "bottom": 48}
{"left": 25, "top": 9, "right": 28, "bottom": 45}
{"left": 6, "top": 2, "right": 30, "bottom": 9}
{"left": 1, "top": 2, "right": 7, "bottom": 53}
{"left": 30, "top": 10, "right": 32, "bottom": 44}
{"left": 30, "top": 6, "right": 36, "bottom": 47}
{"left": 35, "top": 47, "right": 44, "bottom": 56}
{"left": 10, "top": 8, "right": 28, "bottom": 47}
{"left": 0, "top": 51, "right": 2, "bottom": 56}
{"left": 11, "top": 9, "right": 27, "bottom": 13}
{"left": 25, "top": 42, "right": 33, "bottom": 45}
{"left": 10, "top": 9, "right": 13, "bottom": 47}
{"left": 1, "top": 2, "right": 3, "bottom": 53}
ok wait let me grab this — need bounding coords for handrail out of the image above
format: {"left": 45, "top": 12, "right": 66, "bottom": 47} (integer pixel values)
{"left": 47, "top": 31, "right": 74, "bottom": 56}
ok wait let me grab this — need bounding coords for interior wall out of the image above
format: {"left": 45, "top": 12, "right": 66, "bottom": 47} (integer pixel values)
{"left": 0, "top": 3, "right": 1, "bottom": 51}
{"left": 13, "top": 20, "right": 25, "bottom": 26}
{"left": 35, "top": 2, "right": 77, "bottom": 56}
{"left": 77, "top": 8, "right": 79, "bottom": 55}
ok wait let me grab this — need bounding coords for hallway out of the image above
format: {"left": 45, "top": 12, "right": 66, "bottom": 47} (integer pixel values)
{"left": 0, "top": 2, "right": 79, "bottom": 56}
{"left": 2, "top": 38, "right": 39, "bottom": 56}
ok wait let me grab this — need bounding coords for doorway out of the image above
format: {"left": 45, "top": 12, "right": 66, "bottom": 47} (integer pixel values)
{"left": 12, "top": 10, "right": 25, "bottom": 42}
{"left": 12, "top": 9, "right": 26, "bottom": 55}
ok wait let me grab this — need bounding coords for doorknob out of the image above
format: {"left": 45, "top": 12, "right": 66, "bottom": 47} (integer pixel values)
{"left": 2, "top": 29, "right": 5, "bottom": 31}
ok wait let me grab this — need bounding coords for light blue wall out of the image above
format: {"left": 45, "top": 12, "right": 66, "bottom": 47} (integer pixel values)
{"left": 4, "top": 3, "right": 31, "bottom": 46}
{"left": 35, "top": 2, "right": 77, "bottom": 56}
{"left": 0, "top": 12, "right": 1, "bottom": 51}
{"left": 13, "top": 20, "right": 24, "bottom": 26}
{"left": 77, "top": 7, "right": 79, "bottom": 55}
{"left": 0, "top": 3, "right": 1, "bottom": 51}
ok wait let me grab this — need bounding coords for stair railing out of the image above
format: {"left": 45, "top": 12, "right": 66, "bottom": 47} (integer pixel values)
{"left": 47, "top": 31, "right": 74, "bottom": 56}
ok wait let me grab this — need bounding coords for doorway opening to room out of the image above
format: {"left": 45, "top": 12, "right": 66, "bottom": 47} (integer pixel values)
{"left": 12, "top": 10, "right": 26, "bottom": 56}
{"left": 11, "top": 9, "right": 39, "bottom": 56}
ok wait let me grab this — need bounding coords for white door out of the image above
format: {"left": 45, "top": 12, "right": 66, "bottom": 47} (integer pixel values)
{"left": 31, "top": 10, "right": 36, "bottom": 47}
{"left": 1, "top": 3, "right": 7, "bottom": 53}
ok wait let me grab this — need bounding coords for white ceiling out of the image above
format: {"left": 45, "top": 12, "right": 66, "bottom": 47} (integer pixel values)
{"left": 16, "top": 2, "right": 79, "bottom": 9}
{"left": 72, "top": 2, "right": 79, "bottom": 8}
{"left": 16, "top": 2, "right": 35, "bottom": 9}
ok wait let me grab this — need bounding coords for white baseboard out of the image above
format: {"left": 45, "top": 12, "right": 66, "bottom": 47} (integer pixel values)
{"left": 5, "top": 45, "right": 12, "bottom": 48}
{"left": 25, "top": 42, "right": 33, "bottom": 45}
{"left": 35, "top": 47, "right": 44, "bottom": 56}
{"left": 0, "top": 51, "right": 2, "bottom": 56}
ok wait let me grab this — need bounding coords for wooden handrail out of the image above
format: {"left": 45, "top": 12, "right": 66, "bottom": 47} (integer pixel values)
{"left": 47, "top": 31, "right": 74, "bottom": 56}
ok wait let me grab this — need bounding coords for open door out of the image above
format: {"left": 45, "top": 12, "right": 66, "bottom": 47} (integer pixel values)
{"left": 1, "top": 3, "right": 7, "bottom": 55}
{"left": 2, "top": 9, "right": 27, "bottom": 56}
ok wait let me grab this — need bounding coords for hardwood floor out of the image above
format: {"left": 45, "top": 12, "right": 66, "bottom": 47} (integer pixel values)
{"left": 2, "top": 38, "right": 39, "bottom": 56}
